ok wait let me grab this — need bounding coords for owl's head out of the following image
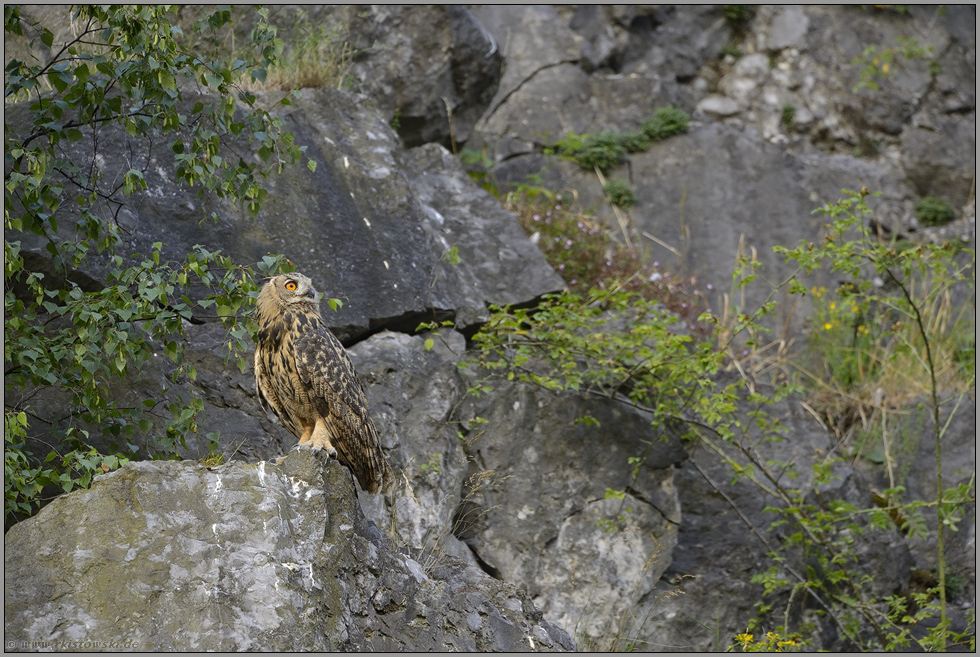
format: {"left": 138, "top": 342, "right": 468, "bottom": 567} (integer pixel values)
{"left": 257, "top": 273, "right": 321, "bottom": 315}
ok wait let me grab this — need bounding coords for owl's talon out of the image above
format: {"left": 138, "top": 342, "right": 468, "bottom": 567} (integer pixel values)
{"left": 311, "top": 444, "right": 338, "bottom": 460}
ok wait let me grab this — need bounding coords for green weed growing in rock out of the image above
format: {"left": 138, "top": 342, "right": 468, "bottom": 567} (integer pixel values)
{"left": 722, "top": 5, "right": 754, "bottom": 24}
{"left": 781, "top": 104, "right": 796, "bottom": 130}
{"left": 459, "top": 146, "right": 500, "bottom": 197}
{"left": 642, "top": 106, "right": 691, "bottom": 142}
{"left": 185, "top": 6, "right": 359, "bottom": 92}
{"left": 619, "top": 131, "right": 651, "bottom": 153}
{"left": 720, "top": 43, "right": 743, "bottom": 59}
{"left": 557, "top": 131, "right": 627, "bottom": 173}
{"left": 915, "top": 196, "right": 955, "bottom": 227}
{"left": 551, "top": 107, "right": 690, "bottom": 173}
{"left": 756, "top": 188, "right": 976, "bottom": 650}
{"left": 852, "top": 35, "right": 934, "bottom": 93}
{"left": 4, "top": 6, "right": 308, "bottom": 524}
{"left": 603, "top": 179, "right": 638, "bottom": 210}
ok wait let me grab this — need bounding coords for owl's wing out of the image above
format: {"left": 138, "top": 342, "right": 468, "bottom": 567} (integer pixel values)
{"left": 254, "top": 347, "right": 275, "bottom": 415}
{"left": 293, "top": 325, "right": 392, "bottom": 494}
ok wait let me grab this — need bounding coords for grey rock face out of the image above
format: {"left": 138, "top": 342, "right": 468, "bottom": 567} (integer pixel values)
{"left": 639, "top": 397, "right": 915, "bottom": 652}
{"left": 456, "top": 379, "right": 687, "bottom": 649}
{"left": 340, "top": 5, "right": 503, "bottom": 148}
{"left": 767, "top": 5, "right": 810, "bottom": 52}
{"left": 398, "top": 144, "right": 566, "bottom": 328}
{"left": 545, "top": 122, "right": 888, "bottom": 334}
{"left": 5, "top": 87, "right": 559, "bottom": 344}
{"left": 3, "top": 450, "right": 574, "bottom": 652}
{"left": 901, "top": 117, "right": 977, "bottom": 210}
{"left": 348, "top": 329, "right": 474, "bottom": 560}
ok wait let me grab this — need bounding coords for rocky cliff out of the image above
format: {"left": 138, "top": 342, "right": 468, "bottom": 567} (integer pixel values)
{"left": 3, "top": 450, "right": 573, "bottom": 651}
{"left": 5, "top": 4, "right": 975, "bottom": 652}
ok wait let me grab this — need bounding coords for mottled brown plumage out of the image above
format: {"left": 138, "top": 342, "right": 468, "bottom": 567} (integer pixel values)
{"left": 254, "top": 273, "right": 393, "bottom": 494}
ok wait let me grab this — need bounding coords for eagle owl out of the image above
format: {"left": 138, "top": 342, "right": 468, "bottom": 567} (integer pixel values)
{"left": 254, "top": 273, "right": 393, "bottom": 494}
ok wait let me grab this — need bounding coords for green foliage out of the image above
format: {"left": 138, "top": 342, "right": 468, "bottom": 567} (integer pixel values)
{"left": 641, "top": 106, "right": 691, "bottom": 142}
{"left": 419, "top": 452, "right": 443, "bottom": 475}
{"left": 459, "top": 145, "right": 499, "bottom": 196}
{"left": 262, "top": 13, "right": 357, "bottom": 91}
{"left": 181, "top": 6, "right": 358, "bottom": 92}
{"left": 471, "top": 185, "right": 975, "bottom": 651}
{"left": 467, "top": 286, "right": 759, "bottom": 445}
{"left": 915, "top": 196, "right": 955, "bottom": 227}
{"left": 556, "top": 131, "right": 626, "bottom": 173}
{"left": 602, "top": 179, "right": 637, "bottom": 210}
{"left": 4, "top": 6, "right": 309, "bottom": 522}
{"left": 5, "top": 408, "right": 131, "bottom": 524}
{"left": 618, "top": 131, "right": 651, "bottom": 153}
{"left": 781, "top": 104, "right": 796, "bottom": 129}
{"left": 762, "top": 189, "right": 976, "bottom": 650}
{"left": 722, "top": 5, "right": 754, "bottom": 23}
{"left": 851, "top": 35, "right": 934, "bottom": 93}
{"left": 720, "top": 44, "right": 743, "bottom": 59}
{"left": 729, "top": 630, "right": 804, "bottom": 652}
{"left": 550, "top": 107, "right": 690, "bottom": 173}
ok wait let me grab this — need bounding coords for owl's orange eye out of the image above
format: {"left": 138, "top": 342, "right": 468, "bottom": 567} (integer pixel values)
{"left": 285, "top": 280, "right": 297, "bottom": 291}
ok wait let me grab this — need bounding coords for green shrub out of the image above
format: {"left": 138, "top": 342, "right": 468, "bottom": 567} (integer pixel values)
{"left": 575, "top": 131, "right": 627, "bottom": 172}
{"left": 619, "top": 131, "right": 651, "bottom": 153}
{"left": 4, "top": 5, "right": 309, "bottom": 523}
{"left": 603, "top": 179, "right": 638, "bottom": 210}
{"left": 642, "top": 106, "right": 691, "bottom": 141}
{"left": 475, "top": 185, "right": 975, "bottom": 651}
{"left": 915, "top": 196, "right": 955, "bottom": 226}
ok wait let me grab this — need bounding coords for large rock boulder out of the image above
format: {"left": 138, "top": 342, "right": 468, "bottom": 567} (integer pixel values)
{"left": 348, "top": 329, "right": 475, "bottom": 563}
{"left": 639, "top": 396, "right": 915, "bottom": 652}
{"left": 3, "top": 450, "right": 574, "bottom": 652}
{"left": 455, "top": 379, "right": 688, "bottom": 649}
{"left": 5, "top": 87, "right": 562, "bottom": 344}
{"left": 333, "top": 5, "right": 503, "bottom": 148}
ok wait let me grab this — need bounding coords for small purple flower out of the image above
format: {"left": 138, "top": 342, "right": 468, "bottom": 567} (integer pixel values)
{"left": 533, "top": 214, "right": 541, "bottom": 221}
{"left": 681, "top": 303, "right": 687, "bottom": 308}
{"left": 706, "top": 283, "right": 713, "bottom": 290}
{"left": 546, "top": 211, "right": 552, "bottom": 217}
{"left": 558, "top": 264, "right": 565, "bottom": 270}
{"left": 653, "top": 261, "right": 659, "bottom": 268}
{"left": 555, "top": 205, "right": 562, "bottom": 211}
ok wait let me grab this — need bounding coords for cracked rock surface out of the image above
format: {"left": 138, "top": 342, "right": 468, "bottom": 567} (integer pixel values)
{"left": 3, "top": 450, "right": 574, "bottom": 652}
